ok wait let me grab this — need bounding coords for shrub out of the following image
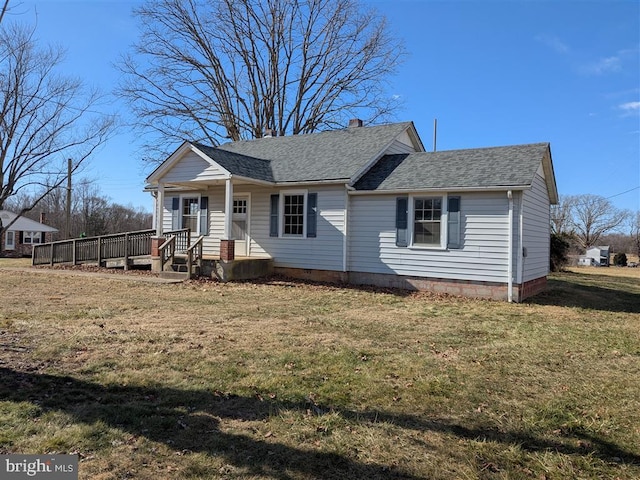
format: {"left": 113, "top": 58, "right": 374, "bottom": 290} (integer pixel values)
{"left": 613, "top": 252, "right": 628, "bottom": 267}
{"left": 550, "top": 233, "right": 570, "bottom": 272}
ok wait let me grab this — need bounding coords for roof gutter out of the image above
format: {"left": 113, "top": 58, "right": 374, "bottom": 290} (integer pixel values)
{"left": 347, "top": 185, "right": 531, "bottom": 195}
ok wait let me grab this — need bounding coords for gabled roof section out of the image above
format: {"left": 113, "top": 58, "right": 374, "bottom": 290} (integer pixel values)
{"left": 0, "top": 211, "right": 58, "bottom": 232}
{"left": 146, "top": 141, "right": 231, "bottom": 184}
{"left": 354, "top": 143, "right": 558, "bottom": 203}
{"left": 193, "top": 143, "right": 274, "bottom": 183}
{"left": 215, "top": 122, "right": 415, "bottom": 183}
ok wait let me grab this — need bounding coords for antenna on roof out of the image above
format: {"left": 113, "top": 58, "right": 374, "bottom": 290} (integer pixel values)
{"left": 433, "top": 118, "right": 437, "bottom": 152}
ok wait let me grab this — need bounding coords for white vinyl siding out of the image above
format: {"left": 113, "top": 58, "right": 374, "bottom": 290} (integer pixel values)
{"left": 348, "top": 192, "right": 510, "bottom": 283}
{"left": 384, "top": 138, "right": 417, "bottom": 155}
{"left": 161, "top": 151, "right": 228, "bottom": 183}
{"left": 248, "top": 185, "right": 346, "bottom": 270}
{"left": 522, "top": 170, "right": 551, "bottom": 282}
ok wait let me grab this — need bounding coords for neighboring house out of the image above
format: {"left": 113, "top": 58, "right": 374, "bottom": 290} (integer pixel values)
{"left": 584, "top": 246, "right": 610, "bottom": 267}
{"left": 146, "top": 120, "right": 558, "bottom": 302}
{"left": 577, "top": 256, "right": 598, "bottom": 267}
{"left": 0, "top": 211, "right": 58, "bottom": 257}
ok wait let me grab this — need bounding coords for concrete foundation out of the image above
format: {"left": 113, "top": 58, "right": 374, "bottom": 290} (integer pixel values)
{"left": 274, "top": 267, "right": 547, "bottom": 302}
{"left": 206, "top": 257, "right": 274, "bottom": 282}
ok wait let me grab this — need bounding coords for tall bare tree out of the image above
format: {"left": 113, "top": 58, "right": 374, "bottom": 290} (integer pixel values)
{"left": 551, "top": 195, "right": 575, "bottom": 235}
{"left": 0, "top": 20, "right": 115, "bottom": 237}
{"left": 118, "top": 0, "right": 405, "bottom": 163}
{"left": 567, "top": 194, "right": 627, "bottom": 249}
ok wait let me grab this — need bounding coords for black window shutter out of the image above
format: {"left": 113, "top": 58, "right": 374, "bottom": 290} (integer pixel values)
{"left": 171, "top": 197, "right": 180, "bottom": 230}
{"left": 199, "top": 196, "right": 209, "bottom": 235}
{"left": 395, "top": 196, "right": 408, "bottom": 247}
{"left": 447, "top": 196, "right": 461, "bottom": 249}
{"left": 269, "top": 194, "right": 279, "bottom": 237}
{"left": 307, "top": 193, "right": 317, "bottom": 238}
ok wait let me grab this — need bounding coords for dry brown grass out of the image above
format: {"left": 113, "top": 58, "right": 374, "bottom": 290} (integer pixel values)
{"left": 566, "top": 265, "right": 640, "bottom": 279}
{"left": 0, "top": 262, "right": 639, "bottom": 479}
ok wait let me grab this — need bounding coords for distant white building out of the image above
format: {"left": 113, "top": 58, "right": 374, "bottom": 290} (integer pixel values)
{"left": 579, "top": 246, "right": 610, "bottom": 267}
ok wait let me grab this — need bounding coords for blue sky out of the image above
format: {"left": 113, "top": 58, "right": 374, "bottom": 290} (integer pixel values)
{"left": 14, "top": 0, "right": 640, "bottom": 213}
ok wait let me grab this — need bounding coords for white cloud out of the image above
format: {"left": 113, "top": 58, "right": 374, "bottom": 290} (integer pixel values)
{"left": 619, "top": 101, "right": 640, "bottom": 111}
{"left": 580, "top": 55, "right": 623, "bottom": 75}
{"left": 535, "top": 34, "right": 570, "bottom": 54}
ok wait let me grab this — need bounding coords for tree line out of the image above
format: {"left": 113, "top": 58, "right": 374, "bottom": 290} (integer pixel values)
{"left": 5, "top": 181, "right": 152, "bottom": 240}
{"left": 550, "top": 193, "right": 639, "bottom": 270}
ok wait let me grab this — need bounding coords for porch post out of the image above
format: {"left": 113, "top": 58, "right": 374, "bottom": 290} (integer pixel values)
{"left": 221, "top": 177, "right": 235, "bottom": 261}
{"left": 157, "top": 183, "right": 165, "bottom": 234}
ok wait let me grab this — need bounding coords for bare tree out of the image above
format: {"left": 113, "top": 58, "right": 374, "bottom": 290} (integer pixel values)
{"left": 118, "top": 0, "right": 405, "bottom": 163}
{"left": 629, "top": 210, "right": 640, "bottom": 258}
{"left": 567, "top": 194, "right": 627, "bottom": 249}
{"left": 0, "top": 21, "right": 115, "bottom": 237}
{"left": 551, "top": 195, "right": 575, "bottom": 235}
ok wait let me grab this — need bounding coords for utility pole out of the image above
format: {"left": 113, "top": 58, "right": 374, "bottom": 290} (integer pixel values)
{"left": 65, "top": 158, "right": 72, "bottom": 239}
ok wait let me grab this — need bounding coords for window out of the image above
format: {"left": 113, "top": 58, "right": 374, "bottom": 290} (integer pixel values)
{"left": 413, "top": 197, "right": 442, "bottom": 246}
{"left": 5, "top": 231, "right": 15, "bottom": 250}
{"left": 22, "top": 231, "right": 42, "bottom": 244}
{"left": 396, "top": 195, "right": 462, "bottom": 249}
{"left": 270, "top": 191, "right": 317, "bottom": 238}
{"left": 182, "top": 197, "right": 199, "bottom": 231}
{"left": 233, "top": 199, "right": 247, "bottom": 215}
{"left": 283, "top": 194, "right": 305, "bottom": 236}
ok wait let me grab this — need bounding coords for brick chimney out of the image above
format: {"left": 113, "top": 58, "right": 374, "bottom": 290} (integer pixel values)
{"left": 264, "top": 128, "right": 277, "bottom": 138}
{"left": 348, "top": 118, "right": 363, "bottom": 128}
{"left": 39, "top": 212, "right": 46, "bottom": 225}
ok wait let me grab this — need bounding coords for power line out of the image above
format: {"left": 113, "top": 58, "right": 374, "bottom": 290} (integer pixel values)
{"left": 605, "top": 186, "right": 639, "bottom": 200}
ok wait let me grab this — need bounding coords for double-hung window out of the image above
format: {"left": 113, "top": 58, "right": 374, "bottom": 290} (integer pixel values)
{"left": 182, "top": 197, "right": 199, "bottom": 231}
{"left": 283, "top": 194, "right": 305, "bottom": 236}
{"left": 396, "top": 195, "right": 461, "bottom": 249}
{"left": 169, "top": 195, "right": 209, "bottom": 235}
{"left": 22, "top": 231, "right": 42, "bottom": 244}
{"left": 270, "top": 191, "right": 317, "bottom": 238}
{"left": 413, "top": 197, "right": 442, "bottom": 247}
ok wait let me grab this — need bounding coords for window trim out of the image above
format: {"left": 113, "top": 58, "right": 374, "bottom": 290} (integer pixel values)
{"left": 279, "top": 189, "right": 308, "bottom": 238}
{"left": 5, "top": 230, "right": 15, "bottom": 250}
{"left": 409, "top": 195, "right": 446, "bottom": 249}
{"left": 179, "top": 194, "right": 201, "bottom": 233}
{"left": 22, "top": 231, "right": 42, "bottom": 244}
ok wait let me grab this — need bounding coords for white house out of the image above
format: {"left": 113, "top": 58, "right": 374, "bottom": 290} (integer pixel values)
{"left": 146, "top": 120, "right": 558, "bottom": 302}
{"left": 583, "top": 246, "right": 610, "bottom": 267}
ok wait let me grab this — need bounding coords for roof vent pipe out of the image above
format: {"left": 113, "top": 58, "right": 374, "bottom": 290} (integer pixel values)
{"left": 433, "top": 118, "right": 437, "bottom": 152}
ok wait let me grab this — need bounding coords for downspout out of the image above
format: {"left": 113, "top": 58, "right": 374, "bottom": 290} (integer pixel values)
{"left": 507, "top": 190, "right": 513, "bottom": 302}
{"left": 342, "top": 185, "right": 349, "bottom": 276}
{"left": 517, "top": 193, "right": 525, "bottom": 297}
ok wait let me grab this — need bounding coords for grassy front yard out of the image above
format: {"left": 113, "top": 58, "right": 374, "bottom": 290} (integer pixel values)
{"left": 1, "top": 260, "right": 638, "bottom": 479}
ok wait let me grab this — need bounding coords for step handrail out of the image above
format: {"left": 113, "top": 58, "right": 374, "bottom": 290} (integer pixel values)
{"left": 186, "top": 235, "right": 204, "bottom": 277}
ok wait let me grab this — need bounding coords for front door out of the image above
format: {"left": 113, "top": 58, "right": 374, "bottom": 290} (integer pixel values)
{"left": 232, "top": 196, "right": 249, "bottom": 256}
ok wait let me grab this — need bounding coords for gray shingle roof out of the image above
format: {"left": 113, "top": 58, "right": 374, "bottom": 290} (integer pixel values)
{"left": 353, "top": 143, "right": 551, "bottom": 191}
{"left": 211, "top": 122, "right": 413, "bottom": 183}
{"left": 0, "top": 210, "right": 58, "bottom": 232}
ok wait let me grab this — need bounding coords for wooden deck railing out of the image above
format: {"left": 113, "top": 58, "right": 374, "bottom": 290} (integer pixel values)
{"left": 32, "top": 229, "right": 156, "bottom": 267}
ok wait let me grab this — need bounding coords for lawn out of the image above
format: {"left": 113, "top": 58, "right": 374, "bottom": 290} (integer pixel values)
{"left": 0, "top": 260, "right": 638, "bottom": 479}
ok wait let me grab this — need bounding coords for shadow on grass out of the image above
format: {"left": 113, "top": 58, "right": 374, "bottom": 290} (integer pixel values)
{"left": 1, "top": 367, "right": 638, "bottom": 477}
{"left": 527, "top": 272, "right": 640, "bottom": 313}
